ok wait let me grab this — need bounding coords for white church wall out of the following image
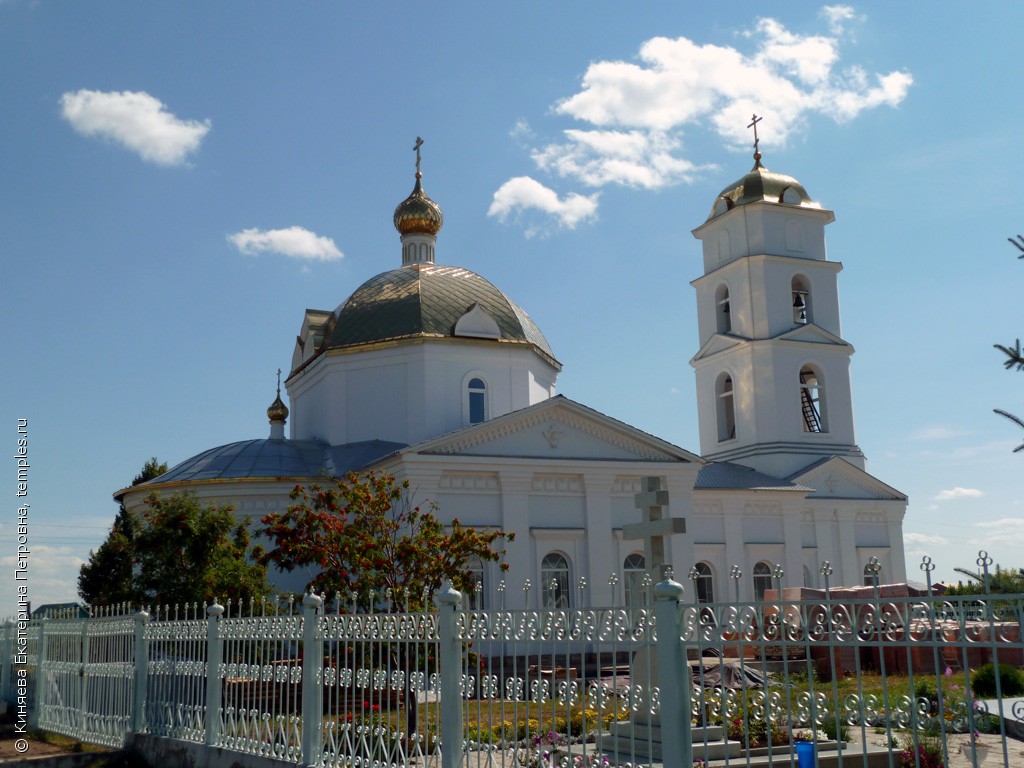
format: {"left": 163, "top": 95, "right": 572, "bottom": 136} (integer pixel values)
{"left": 740, "top": 512, "right": 785, "bottom": 542}
{"left": 289, "top": 341, "right": 557, "bottom": 446}
{"left": 529, "top": 473, "right": 586, "bottom": 528}
{"left": 752, "top": 205, "right": 829, "bottom": 263}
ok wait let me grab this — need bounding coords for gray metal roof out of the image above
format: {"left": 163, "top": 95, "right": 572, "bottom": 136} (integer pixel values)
{"left": 136, "top": 439, "right": 406, "bottom": 486}
{"left": 695, "top": 461, "right": 811, "bottom": 491}
{"left": 325, "top": 264, "right": 557, "bottom": 362}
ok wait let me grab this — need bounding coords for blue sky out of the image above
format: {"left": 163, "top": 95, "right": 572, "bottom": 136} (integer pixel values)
{"left": 2, "top": 3, "right": 1022, "bottom": 614}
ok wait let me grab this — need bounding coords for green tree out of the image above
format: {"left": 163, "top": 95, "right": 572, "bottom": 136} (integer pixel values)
{"left": 258, "top": 471, "right": 513, "bottom": 609}
{"left": 995, "top": 236, "right": 1024, "bottom": 452}
{"left": 946, "top": 564, "right": 1024, "bottom": 596}
{"left": 79, "top": 458, "right": 271, "bottom": 606}
{"left": 133, "top": 492, "right": 270, "bottom": 605}
{"left": 78, "top": 457, "right": 167, "bottom": 605}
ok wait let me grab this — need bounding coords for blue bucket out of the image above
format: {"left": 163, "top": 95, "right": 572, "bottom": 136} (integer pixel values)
{"left": 795, "top": 740, "right": 816, "bottom": 768}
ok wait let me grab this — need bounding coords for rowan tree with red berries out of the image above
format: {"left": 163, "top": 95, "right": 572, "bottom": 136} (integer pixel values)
{"left": 258, "top": 471, "right": 513, "bottom": 610}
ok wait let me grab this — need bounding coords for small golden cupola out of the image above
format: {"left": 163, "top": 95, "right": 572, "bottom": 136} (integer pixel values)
{"left": 267, "top": 369, "right": 289, "bottom": 439}
{"left": 393, "top": 137, "right": 444, "bottom": 265}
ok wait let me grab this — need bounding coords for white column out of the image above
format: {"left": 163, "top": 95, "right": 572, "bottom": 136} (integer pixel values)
{"left": 814, "top": 507, "right": 837, "bottom": 580}
{"left": 722, "top": 499, "right": 746, "bottom": 599}
{"left": 500, "top": 471, "right": 534, "bottom": 609}
{"left": 838, "top": 511, "right": 859, "bottom": 586}
{"left": 888, "top": 512, "right": 908, "bottom": 582}
{"left": 783, "top": 509, "right": 803, "bottom": 592}
{"left": 583, "top": 473, "right": 615, "bottom": 607}
{"left": 665, "top": 474, "right": 696, "bottom": 581}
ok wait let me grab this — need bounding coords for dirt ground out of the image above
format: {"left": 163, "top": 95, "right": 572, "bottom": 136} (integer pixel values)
{"left": 0, "top": 729, "right": 116, "bottom": 763}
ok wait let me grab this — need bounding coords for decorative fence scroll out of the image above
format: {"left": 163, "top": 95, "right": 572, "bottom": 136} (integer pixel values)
{"left": 2, "top": 554, "right": 1023, "bottom": 768}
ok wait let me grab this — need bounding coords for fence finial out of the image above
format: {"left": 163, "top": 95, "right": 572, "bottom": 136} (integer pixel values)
{"left": 434, "top": 580, "right": 462, "bottom": 608}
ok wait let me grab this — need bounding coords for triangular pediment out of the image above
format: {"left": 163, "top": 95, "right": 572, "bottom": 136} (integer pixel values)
{"left": 407, "top": 396, "right": 702, "bottom": 463}
{"left": 789, "top": 456, "right": 906, "bottom": 501}
{"left": 776, "top": 323, "right": 852, "bottom": 348}
{"left": 690, "top": 333, "right": 747, "bottom": 364}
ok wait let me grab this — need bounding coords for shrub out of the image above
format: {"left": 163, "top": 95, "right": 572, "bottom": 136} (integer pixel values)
{"left": 820, "top": 711, "right": 850, "bottom": 742}
{"left": 971, "top": 663, "right": 1024, "bottom": 698}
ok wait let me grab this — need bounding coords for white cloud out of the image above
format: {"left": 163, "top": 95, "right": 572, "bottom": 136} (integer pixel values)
{"left": 532, "top": 129, "right": 711, "bottom": 189}
{"left": 970, "top": 518, "right": 1024, "bottom": 552}
{"left": 903, "top": 532, "right": 948, "bottom": 546}
{"left": 487, "top": 177, "right": 598, "bottom": 236}
{"left": 228, "top": 226, "right": 343, "bottom": 261}
{"left": 933, "top": 487, "right": 984, "bottom": 501}
{"left": 553, "top": 18, "right": 911, "bottom": 150}
{"left": 975, "top": 517, "right": 1024, "bottom": 531}
{"left": 510, "top": 119, "right": 535, "bottom": 143}
{"left": 821, "top": 5, "right": 859, "bottom": 35}
{"left": 908, "top": 425, "right": 969, "bottom": 441}
{"left": 493, "top": 8, "right": 911, "bottom": 233}
{"left": 0, "top": 545, "right": 85, "bottom": 615}
{"left": 60, "top": 89, "right": 210, "bottom": 166}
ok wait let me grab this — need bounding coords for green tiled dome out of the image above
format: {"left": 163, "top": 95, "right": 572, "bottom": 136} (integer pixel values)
{"left": 708, "top": 162, "right": 813, "bottom": 220}
{"left": 325, "top": 263, "right": 557, "bottom": 363}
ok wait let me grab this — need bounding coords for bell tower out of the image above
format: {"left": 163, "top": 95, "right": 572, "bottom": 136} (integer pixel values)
{"left": 689, "top": 120, "right": 863, "bottom": 477}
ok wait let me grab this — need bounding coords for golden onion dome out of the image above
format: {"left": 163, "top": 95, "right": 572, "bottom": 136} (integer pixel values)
{"left": 393, "top": 173, "right": 444, "bottom": 236}
{"left": 267, "top": 393, "right": 289, "bottom": 423}
{"left": 267, "top": 372, "right": 289, "bottom": 423}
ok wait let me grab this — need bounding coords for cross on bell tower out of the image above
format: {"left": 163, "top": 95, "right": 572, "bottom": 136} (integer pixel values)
{"left": 747, "top": 113, "right": 763, "bottom": 166}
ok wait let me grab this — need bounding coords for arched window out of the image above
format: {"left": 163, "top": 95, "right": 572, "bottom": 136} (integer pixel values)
{"left": 716, "top": 374, "right": 736, "bottom": 442}
{"left": 463, "top": 556, "right": 485, "bottom": 610}
{"left": 623, "top": 553, "right": 646, "bottom": 608}
{"left": 467, "top": 377, "right": 487, "bottom": 424}
{"left": 863, "top": 563, "right": 881, "bottom": 587}
{"left": 693, "top": 562, "right": 714, "bottom": 604}
{"left": 541, "top": 552, "right": 571, "bottom": 609}
{"left": 715, "top": 284, "right": 731, "bottom": 334}
{"left": 753, "top": 561, "right": 773, "bottom": 601}
{"left": 799, "top": 366, "right": 827, "bottom": 433}
{"left": 803, "top": 565, "right": 813, "bottom": 589}
{"left": 792, "top": 276, "right": 811, "bottom": 325}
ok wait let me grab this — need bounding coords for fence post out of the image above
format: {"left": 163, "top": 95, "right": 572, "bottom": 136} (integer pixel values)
{"left": 204, "top": 602, "right": 224, "bottom": 750}
{"left": 131, "top": 610, "right": 149, "bottom": 735}
{"left": 654, "top": 578, "right": 691, "bottom": 768}
{"left": 79, "top": 614, "right": 91, "bottom": 741}
{"left": 300, "top": 593, "right": 324, "bottom": 768}
{"left": 435, "top": 581, "right": 463, "bottom": 768}
{"left": 29, "top": 616, "right": 47, "bottom": 729}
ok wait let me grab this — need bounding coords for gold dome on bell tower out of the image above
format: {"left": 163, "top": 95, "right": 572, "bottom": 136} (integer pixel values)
{"left": 393, "top": 136, "right": 444, "bottom": 237}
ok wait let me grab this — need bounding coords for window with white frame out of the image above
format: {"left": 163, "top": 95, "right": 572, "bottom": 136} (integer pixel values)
{"left": 792, "top": 276, "right": 811, "bottom": 324}
{"left": 799, "top": 365, "right": 827, "bottom": 433}
{"left": 463, "top": 556, "right": 485, "bottom": 610}
{"left": 716, "top": 373, "right": 736, "bottom": 442}
{"left": 541, "top": 552, "right": 571, "bottom": 609}
{"left": 693, "top": 562, "right": 714, "bottom": 603}
{"left": 715, "top": 284, "right": 731, "bottom": 334}
{"left": 467, "top": 376, "right": 487, "bottom": 425}
{"left": 753, "top": 561, "right": 773, "bottom": 601}
{"left": 623, "top": 553, "right": 646, "bottom": 608}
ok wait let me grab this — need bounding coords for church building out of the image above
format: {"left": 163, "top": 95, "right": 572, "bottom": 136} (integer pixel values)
{"left": 116, "top": 140, "right": 907, "bottom": 607}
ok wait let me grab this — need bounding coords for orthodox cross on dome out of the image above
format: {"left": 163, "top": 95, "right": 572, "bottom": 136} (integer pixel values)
{"left": 413, "top": 136, "right": 424, "bottom": 176}
{"left": 748, "top": 113, "right": 763, "bottom": 166}
{"left": 623, "top": 476, "right": 685, "bottom": 582}
{"left": 276, "top": 368, "right": 282, "bottom": 395}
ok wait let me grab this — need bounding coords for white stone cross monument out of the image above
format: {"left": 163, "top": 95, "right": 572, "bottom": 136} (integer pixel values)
{"left": 623, "top": 476, "right": 686, "bottom": 586}
{"left": 607, "top": 476, "right": 696, "bottom": 761}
